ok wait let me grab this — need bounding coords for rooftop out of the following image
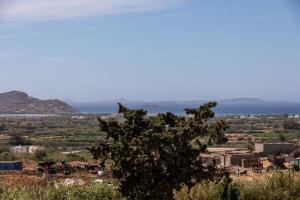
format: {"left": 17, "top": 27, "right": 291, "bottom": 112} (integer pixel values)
{"left": 0, "top": 161, "right": 22, "bottom": 164}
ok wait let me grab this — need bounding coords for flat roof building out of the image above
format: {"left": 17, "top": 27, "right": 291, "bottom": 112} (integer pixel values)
{"left": 255, "top": 143, "right": 295, "bottom": 156}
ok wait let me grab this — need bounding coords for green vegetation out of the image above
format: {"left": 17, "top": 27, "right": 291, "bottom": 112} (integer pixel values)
{"left": 0, "top": 113, "right": 299, "bottom": 161}
{"left": 283, "top": 120, "right": 300, "bottom": 130}
{"left": 1, "top": 108, "right": 300, "bottom": 199}
{"left": 89, "top": 102, "right": 228, "bottom": 199}
{"left": 0, "top": 115, "right": 107, "bottom": 162}
{"left": 0, "top": 183, "right": 124, "bottom": 200}
{"left": 2, "top": 172, "right": 300, "bottom": 200}
{"left": 222, "top": 115, "right": 300, "bottom": 147}
{"left": 0, "top": 116, "right": 106, "bottom": 150}
{"left": 0, "top": 151, "right": 16, "bottom": 161}
{"left": 174, "top": 172, "right": 300, "bottom": 200}
{"left": 278, "top": 133, "right": 287, "bottom": 142}
{"left": 34, "top": 149, "right": 47, "bottom": 161}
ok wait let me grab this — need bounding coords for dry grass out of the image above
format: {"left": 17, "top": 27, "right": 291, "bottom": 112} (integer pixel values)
{"left": 0, "top": 173, "right": 46, "bottom": 187}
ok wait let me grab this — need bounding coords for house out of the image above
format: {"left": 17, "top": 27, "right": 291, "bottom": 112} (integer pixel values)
{"left": 220, "top": 153, "right": 259, "bottom": 168}
{"left": 201, "top": 148, "right": 258, "bottom": 169}
{"left": 200, "top": 153, "right": 221, "bottom": 167}
{"left": 0, "top": 161, "right": 23, "bottom": 171}
{"left": 11, "top": 145, "right": 43, "bottom": 154}
{"left": 10, "top": 145, "right": 28, "bottom": 153}
{"left": 28, "top": 146, "right": 43, "bottom": 153}
{"left": 255, "top": 143, "right": 295, "bottom": 156}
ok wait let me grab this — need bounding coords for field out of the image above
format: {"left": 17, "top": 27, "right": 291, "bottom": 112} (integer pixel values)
{"left": 0, "top": 114, "right": 300, "bottom": 162}
{"left": 1, "top": 171, "right": 300, "bottom": 200}
{"left": 0, "top": 115, "right": 110, "bottom": 162}
{"left": 215, "top": 115, "right": 300, "bottom": 148}
{"left": 0, "top": 114, "right": 300, "bottom": 199}
{"left": 174, "top": 171, "right": 300, "bottom": 200}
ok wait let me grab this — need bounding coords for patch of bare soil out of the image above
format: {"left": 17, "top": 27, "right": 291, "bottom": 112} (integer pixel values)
{"left": 0, "top": 172, "right": 46, "bottom": 187}
{"left": 0, "top": 134, "right": 10, "bottom": 140}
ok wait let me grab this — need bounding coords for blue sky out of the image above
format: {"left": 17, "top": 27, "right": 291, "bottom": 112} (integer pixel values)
{"left": 0, "top": 0, "right": 299, "bottom": 101}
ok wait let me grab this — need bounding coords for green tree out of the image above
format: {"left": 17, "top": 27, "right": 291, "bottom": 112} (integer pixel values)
{"left": 278, "top": 133, "right": 287, "bottom": 142}
{"left": 283, "top": 120, "right": 299, "bottom": 130}
{"left": 0, "top": 123, "right": 6, "bottom": 132}
{"left": 9, "top": 134, "right": 32, "bottom": 146}
{"left": 89, "top": 102, "right": 228, "bottom": 200}
{"left": 0, "top": 152, "right": 16, "bottom": 161}
{"left": 218, "top": 172, "right": 239, "bottom": 200}
{"left": 35, "top": 150, "right": 47, "bottom": 161}
{"left": 246, "top": 138, "right": 255, "bottom": 151}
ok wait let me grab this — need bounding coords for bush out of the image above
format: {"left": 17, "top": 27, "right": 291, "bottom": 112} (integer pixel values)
{"left": 0, "top": 183, "right": 124, "bottom": 200}
{"left": 174, "top": 182, "right": 221, "bottom": 200}
{"left": 0, "top": 147, "right": 9, "bottom": 154}
{"left": 278, "top": 133, "right": 287, "bottom": 142}
{"left": 283, "top": 121, "right": 299, "bottom": 130}
{"left": 9, "top": 134, "right": 32, "bottom": 146}
{"left": 34, "top": 150, "right": 47, "bottom": 161}
{"left": 174, "top": 172, "right": 300, "bottom": 200}
{"left": 66, "top": 153, "right": 86, "bottom": 162}
{"left": 0, "top": 152, "right": 16, "bottom": 161}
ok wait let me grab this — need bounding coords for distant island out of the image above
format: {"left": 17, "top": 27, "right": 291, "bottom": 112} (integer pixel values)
{"left": 0, "top": 91, "right": 79, "bottom": 115}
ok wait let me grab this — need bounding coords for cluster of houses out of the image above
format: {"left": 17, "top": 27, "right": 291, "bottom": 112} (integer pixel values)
{"left": 201, "top": 143, "right": 299, "bottom": 173}
{"left": 1, "top": 142, "right": 300, "bottom": 174}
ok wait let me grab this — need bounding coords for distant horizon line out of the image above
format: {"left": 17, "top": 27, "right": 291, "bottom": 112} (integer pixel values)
{"left": 62, "top": 98, "right": 300, "bottom": 105}
{"left": 1, "top": 90, "right": 299, "bottom": 104}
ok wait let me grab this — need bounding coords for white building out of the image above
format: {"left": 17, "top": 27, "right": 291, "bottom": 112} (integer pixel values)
{"left": 11, "top": 145, "right": 43, "bottom": 154}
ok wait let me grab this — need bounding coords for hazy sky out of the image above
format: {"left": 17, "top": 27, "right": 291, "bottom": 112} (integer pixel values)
{"left": 0, "top": 0, "right": 299, "bottom": 101}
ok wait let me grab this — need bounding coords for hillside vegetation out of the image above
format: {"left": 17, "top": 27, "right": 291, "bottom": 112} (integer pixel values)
{"left": 0, "top": 91, "right": 78, "bottom": 114}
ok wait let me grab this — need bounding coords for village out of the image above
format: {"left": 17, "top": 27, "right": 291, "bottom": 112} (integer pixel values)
{"left": 201, "top": 142, "right": 300, "bottom": 174}
{"left": 0, "top": 114, "right": 300, "bottom": 187}
{"left": 1, "top": 142, "right": 300, "bottom": 184}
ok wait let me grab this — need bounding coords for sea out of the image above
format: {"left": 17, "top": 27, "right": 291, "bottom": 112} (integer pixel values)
{"left": 74, "top": 102, "right": 300, "bottom": 116}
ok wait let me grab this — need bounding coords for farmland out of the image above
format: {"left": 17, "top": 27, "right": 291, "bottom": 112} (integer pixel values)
{"left": 0, "top": 115, "right": 107, "bottom": 162}
{"left": 0, "top": 114, "right": 300, "bottom": 162}
{"left": 0, "top": 113, "right": 300, "bottom": 199}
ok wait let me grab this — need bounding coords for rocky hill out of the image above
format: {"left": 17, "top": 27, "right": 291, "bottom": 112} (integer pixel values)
{"left": 0, "top": 91, "right": 79, "bottom": 115}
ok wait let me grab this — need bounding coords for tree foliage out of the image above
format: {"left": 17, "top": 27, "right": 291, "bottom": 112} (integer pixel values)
{"left": 278, "top": 133, "right": 287, "bottom": 142}
{"left": 34, "top": 149, "right": 47, "bottom": 161}
{"left": 89, "top": 102, "right": 228, "bottom": 199}
{"left": 9, "top": 134, "right": 32, "bottom": 146}
{"left": 283, "top": 120, "right": 299, "bottom": 130}
{"left": 0, "top": 123, "right": 6, "bottom": 132}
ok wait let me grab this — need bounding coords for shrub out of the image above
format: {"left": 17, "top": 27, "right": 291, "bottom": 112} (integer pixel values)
{"left": 0, "top": 152, "right": 16, "bottom": 161}
{"left": 66, "top": 153, "right": 86, "bottom": 162}
{"left": 278, "top": 133, "right": 287, "bottom": 142}
{"left": 0, "top": 183, "right": 124, "bottom": 200}
{"left": 35, "top": 150, "right": 47, "bottom": 161}
{"left": 283, "top": 120, "right": 299, "bottom": 130}
{"left": 174, "top": 172, "right": 300, "bottom": 200}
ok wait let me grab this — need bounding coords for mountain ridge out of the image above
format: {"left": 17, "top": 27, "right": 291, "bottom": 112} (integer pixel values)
{"left": 0, "top": 91, "right": 79, "bottom": 115}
